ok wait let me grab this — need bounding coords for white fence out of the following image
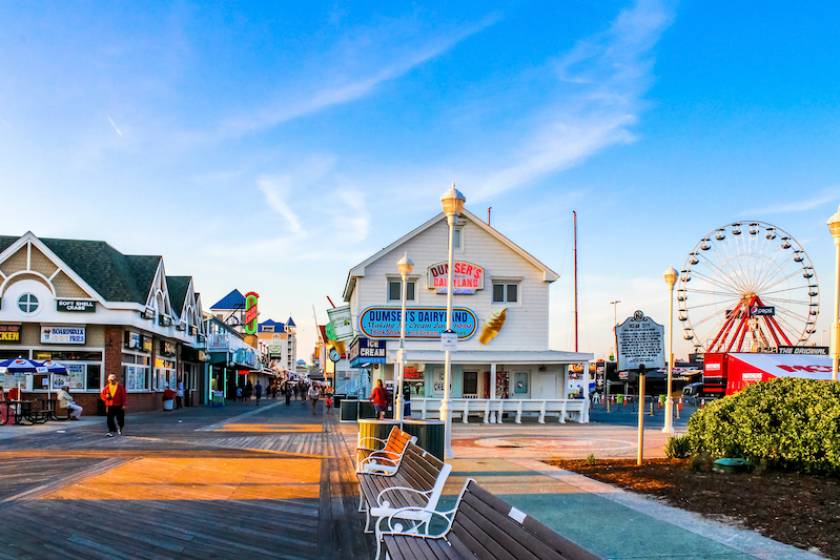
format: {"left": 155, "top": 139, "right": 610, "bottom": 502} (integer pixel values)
{"left": 411, "top": 398, "right": 589, "bottom": 424}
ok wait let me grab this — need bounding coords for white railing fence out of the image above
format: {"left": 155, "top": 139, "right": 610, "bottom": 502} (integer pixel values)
{"left": 410, "top": 398, "right": 589, "bottom": 424}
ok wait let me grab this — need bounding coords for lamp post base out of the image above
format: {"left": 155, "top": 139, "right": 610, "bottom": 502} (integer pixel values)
{"left": 662, "top": 397, "right": 674, "bottom": 434}
{"left": 439, "top": 401, "right": 454, "bottom": 459}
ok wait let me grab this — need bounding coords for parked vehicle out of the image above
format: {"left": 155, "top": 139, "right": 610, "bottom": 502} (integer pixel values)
{"left": 682, "top": 382, "right": 704, "bottom": 397}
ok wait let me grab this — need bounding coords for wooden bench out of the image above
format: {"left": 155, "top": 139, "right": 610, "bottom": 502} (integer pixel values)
{"left": 358, "top": 442, "right": 452, "bottom": 560}
{"left": 380, "top": 479, "right": 601, "bottom": 560}
{"left": 357, "top": 426, "right": 416, "bottom": 475}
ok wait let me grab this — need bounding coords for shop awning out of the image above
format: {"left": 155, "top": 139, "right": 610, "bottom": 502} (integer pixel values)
{"left": 388, "top": 349, "right": 594, "bottom": 365}
{"left": 728, "top": 353, "right": 833, "bottom": 381}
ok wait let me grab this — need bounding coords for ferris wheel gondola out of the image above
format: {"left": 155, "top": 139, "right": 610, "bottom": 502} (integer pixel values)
{"left": 677, "top": 221, "right": 820, "bottom": 353}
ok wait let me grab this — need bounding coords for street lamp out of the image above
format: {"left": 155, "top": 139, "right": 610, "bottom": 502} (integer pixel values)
{"left": 609, "top": 300, "right": 621, "bottom": 360}
{"left": 395, "top": 252, "right": 414, "bottom": 422}
{"left": 662, "top": 266, "right": 679, "bottom": 433}
{"left": 440, "top": 183, "right": 465, "bottom": 459}
{"left": 827, "top": 205, "right": 840, "bottom": 382}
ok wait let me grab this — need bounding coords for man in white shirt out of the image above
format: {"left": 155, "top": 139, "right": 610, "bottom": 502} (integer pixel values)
{"left": 57, "top": 385, "right": 83, "bottom": 420}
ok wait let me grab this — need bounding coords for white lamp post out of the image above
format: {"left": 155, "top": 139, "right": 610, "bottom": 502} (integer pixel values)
{"left": 827, "top": 206, "right": 840, "bottom": 382}
{"left": 662, "top": 266, "right": 679, "bottom": 433}
{"left": 440, "top": 183, "right": 465, "bottom": 459}
{"left": 395, "top": 252, "right": 414, "bottom": 421}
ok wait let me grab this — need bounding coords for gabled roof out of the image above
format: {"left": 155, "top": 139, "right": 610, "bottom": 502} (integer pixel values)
{"left": 258, "top": 319, "right": 285, "bottom": 332}
{"left": 210, "top": 289, "right": 245, "bottom": 310}
{"left": 342, "top": 209, "right": 560, "bottom": 300}
{"left": 0, "top": 235, "right": 162, "bottom": 304}
{"left": 166, "top": 276, "right": 192, "bottom": 313}
{"left": 286, "top": 316, "right": 296, "bottom": 328}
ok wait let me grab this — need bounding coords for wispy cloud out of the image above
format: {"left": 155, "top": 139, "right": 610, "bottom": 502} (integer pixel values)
{"left": 469, "top": 0, "right": 673, "bottom": 200}
{"left": 217, "top": 13, "right": 500, "bottom": 139}
{"left": 257, "top": 177, "right": 305, "bottom": 234}
{"left": 742, "top": 187, "right": 839, "bottom": 216}
{"left": 106, "top": 115, "right": 124, "bottom": 137}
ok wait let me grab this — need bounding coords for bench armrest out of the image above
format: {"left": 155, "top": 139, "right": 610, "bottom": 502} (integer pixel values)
{"left": 357, "top": 455, "right": 399, "bottom": 475}
{"left": 376, "top": 486, "right": 433, "bottom": 508}
{"left": 357, "top": 436, "right": 388, "bottom": 451}
{"left": 381, "top": 506, "right": 458, "bottom": 538}
{"left": 367, "top": 449, "right": 401, "bottom": 460}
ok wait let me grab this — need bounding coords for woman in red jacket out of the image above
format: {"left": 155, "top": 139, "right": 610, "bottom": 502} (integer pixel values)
{"left": 100, "top": 374, "right": 127, "bottom": 437}
{"left": 369, "top": 379, "right": 388, "bottom": 419}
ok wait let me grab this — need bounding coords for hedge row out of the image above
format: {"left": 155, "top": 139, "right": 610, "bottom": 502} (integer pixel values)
{"left": 686, "top": 378, "right": 840, "bottom": 474}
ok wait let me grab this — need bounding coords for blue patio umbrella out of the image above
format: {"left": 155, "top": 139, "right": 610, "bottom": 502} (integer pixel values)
{"left": 0, "top": 358, "right": 47, "bottom": 402}
{"left": 40, "top": 360, "right": 68, "bottom": 399}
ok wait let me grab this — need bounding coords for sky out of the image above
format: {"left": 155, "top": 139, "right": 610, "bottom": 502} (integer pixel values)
{"left": 2, "top": 1, "right": 840, "bottom": 361}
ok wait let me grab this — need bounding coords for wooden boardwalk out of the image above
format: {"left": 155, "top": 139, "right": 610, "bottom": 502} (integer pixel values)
{"left": 0, "top": 400, "right": 373, "bottom": 559}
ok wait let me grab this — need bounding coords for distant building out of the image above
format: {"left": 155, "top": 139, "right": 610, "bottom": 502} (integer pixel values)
{"left": 209, "top": 289, "right": 246, "bottom": 333}
{"left": 256, "top": 317, "right": 297, "bottom": 372}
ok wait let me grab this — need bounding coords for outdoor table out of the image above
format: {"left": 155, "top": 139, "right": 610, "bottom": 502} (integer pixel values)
{"left": 3, "top": 400, "right": 36, "bottom": 425}
{"left": 402, "top": 419, "right": 445, "bottom": 460}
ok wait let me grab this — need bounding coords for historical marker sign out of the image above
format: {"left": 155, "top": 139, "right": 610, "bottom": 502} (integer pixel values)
{"left": 616, "top": 310, "right": 665, "bottom": 371}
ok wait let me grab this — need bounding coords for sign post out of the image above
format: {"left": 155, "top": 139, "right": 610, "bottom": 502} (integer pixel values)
{"left": 637, "top": 364, "right": 646, "bottom": 466}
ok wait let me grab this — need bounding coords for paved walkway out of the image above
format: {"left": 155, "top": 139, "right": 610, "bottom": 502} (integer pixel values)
{"left": 0, "top": 399, "right": 371, "bottom": 560}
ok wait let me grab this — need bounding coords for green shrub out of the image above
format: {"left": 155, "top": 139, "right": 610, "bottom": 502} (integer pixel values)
{"left": 686, "top": 378, "right": 840, "bottom": 474}
{"left": 665, "top": 434, "right": 692, "bottom": 458}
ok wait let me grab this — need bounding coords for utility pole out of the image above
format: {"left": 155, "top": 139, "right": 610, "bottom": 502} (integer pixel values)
{"left": 609, "top": 300, "right": 621, "bottom": 360}
{"left": 573, "top": 211, "right": 579, "bottom": 352}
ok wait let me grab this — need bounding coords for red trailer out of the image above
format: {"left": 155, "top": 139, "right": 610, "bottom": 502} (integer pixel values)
{"left": 703, "top": 352, "right": 833, "bottom": 396}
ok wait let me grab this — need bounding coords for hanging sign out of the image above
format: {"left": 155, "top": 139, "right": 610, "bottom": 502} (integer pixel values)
{"left": 243, "top": 292, "right": 259, "bottom": 335}
{"left": 0, "top": 324, "right": 22, "bottom": 343}
{"left": 56, "top": 299, "right": 96, "bottom": 312}
{"left": 329, "top": 347, "right": 341, "bottom": 363}
{"left": 326, "top": 305, "right": 354, "bottom": 341}
{"left": 440, "top": 330, "right": 458, "bottom": 351}
{"left": 426, "top": 262, "right": 485, "bottom": 294}
{"left": 41, "top": 326, "right": 86, "bottom": 345}
{"left": 616, "top": 310, "right": 664, "bottom": 371}
{"left": 349, "top": 337, "right": 386, "bottom": 367}
{"left": 358, "top": 307, "right": 477, "bottom": 340}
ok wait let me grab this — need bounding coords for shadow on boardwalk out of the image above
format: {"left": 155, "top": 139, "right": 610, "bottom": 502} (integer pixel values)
{"left": 0, "top": 400, "right": 372, "bottom": 560}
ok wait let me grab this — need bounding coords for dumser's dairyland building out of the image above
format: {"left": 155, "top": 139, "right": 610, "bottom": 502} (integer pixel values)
{"left": 343, "top": 209, "right": 594, "bottom": 423}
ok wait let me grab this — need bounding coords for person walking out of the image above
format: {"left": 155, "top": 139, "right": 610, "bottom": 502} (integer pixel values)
{"left": 100, "top": 374, "right": 127, "bottom": 437}
{"left": 255, "top": 381, "right": 263, "bottom": 406}
{"left": 176, "top": 380, "right": 184, "bottom": 409}
{"left": 57, "top": 384, "right": 83, "bottom": 420}
{"left": 307, "top": 383, "right": 321, "bottom": 415}
{"left": 292, "top": 383, "right": 299, "bottom": 400}
{"left": 235, "top": 385, "right": 243, "bottom": 402}
{"left": 324, "top": 385, "right": 334, "bottom": 415}
{"left": 284, "top": 383, "right": 292, "bottom": 406}
{"left": 369, "top": 379, "right": 388, "bottom": 420}
{"left": 244, "top": 381, "right": 253, "bottom": 402}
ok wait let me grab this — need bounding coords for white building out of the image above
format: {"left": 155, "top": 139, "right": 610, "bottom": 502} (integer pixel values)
{"left": 342, "top": 209, "right": 593, "bottom": 423}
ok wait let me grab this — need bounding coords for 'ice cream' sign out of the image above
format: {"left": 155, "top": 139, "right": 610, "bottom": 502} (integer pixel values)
{"left": 427, "top": 261, "right": 485, "bottom": 294}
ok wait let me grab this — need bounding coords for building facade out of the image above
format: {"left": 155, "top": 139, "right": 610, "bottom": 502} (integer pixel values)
{"left": 342, "top": 210, "right": 593, "bottom": 422}
{"left": 256, "top": 318, "right": 298, "bottom": 373}
{"left": 0, "top": 232, "right": 206, "bottom": 412}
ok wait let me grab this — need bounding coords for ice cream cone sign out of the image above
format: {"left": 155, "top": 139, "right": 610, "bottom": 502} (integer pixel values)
{"left": 480, "top": 308, "right": 507, "bottom": 345}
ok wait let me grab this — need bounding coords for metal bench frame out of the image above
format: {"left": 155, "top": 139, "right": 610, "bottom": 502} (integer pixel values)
{"left": 357, "top": 426, "right": 416, "bottom": 476}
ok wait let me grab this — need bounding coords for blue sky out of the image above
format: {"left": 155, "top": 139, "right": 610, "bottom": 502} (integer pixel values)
{"left": 2, "top": 1, "right": 840, "bottom": 359}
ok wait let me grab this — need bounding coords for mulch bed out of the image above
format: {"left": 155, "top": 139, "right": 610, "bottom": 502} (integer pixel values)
{"left": 548, "top": 458, "right": 840, "bottom": 559}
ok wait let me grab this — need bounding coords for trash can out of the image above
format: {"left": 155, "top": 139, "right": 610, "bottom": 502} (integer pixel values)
{"left": 402, "top": 419, "right": 445, "bottom": 461}
{"left": 358, "top": 418, "right": 401, "bottom": 451}
{"left": 358, "top": 399, "right": 376, "bottom": 419}
{"left": 340, "top": 398, "right": 359, "bottom": 423}
{"left": 333, "top": 393, "right": 346, "bottom": 410}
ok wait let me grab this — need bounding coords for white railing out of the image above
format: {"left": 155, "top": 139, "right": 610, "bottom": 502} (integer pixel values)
{"left": 410, "top": 398, "right": 589, "bottom": 424}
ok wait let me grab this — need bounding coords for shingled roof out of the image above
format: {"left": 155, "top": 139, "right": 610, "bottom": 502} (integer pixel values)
{"left": 166, "top": 276, "right": 192, "bottom": 313}
{"left": 0, "top": 235, "right": 161, "bottom": 304}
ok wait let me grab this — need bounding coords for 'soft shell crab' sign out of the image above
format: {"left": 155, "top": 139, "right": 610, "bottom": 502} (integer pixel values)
{"left": 244, "top": 292, "right": 259, "bottom": 335}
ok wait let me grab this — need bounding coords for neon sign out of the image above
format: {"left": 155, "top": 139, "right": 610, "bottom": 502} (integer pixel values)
{"left": 244, "top": 292, "right": 259, "bottom": 335}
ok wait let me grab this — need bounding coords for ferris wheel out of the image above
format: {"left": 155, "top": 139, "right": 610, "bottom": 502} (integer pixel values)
{"left": 677, "top": 221, "right": 819, "bottom": 353}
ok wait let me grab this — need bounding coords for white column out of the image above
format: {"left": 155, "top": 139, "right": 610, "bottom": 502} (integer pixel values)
{"left": 489, "top": 363, "right": 497, "bottom": 423}
{"left": 582, "top": 362, "right": 591, "bottom": 423}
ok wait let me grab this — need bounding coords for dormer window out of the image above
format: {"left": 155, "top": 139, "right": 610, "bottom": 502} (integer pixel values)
{"left": 453, "top": 227, "right": 463, "bottom": 250}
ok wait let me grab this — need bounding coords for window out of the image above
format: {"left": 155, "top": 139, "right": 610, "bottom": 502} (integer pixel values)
{"left": 387, "top": 279, "right": 416, "bottom": 302}
{"left": 453, "top": 228, "right": 463, "bottom": 249}
{"left": 17, "top": 293, "right": 39, "bottom": 314}
{"left": 463, "top": 372, "right": 478, "bottom": 396}
{"left": 86, "top": 364, "right": 101, "bottom": 390}
{"left": 492, "top": 282, "right": 518, "bottom": 303}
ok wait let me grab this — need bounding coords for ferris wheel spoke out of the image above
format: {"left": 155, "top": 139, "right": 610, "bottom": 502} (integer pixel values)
{"left": 697, "top": 252, "right": 747, "bottom": 293}
{"left": 761, "top": 285, "right": 812, "bottom": 297}
{"left": 684, "top": 288, "right": 743, "bottom": 297}
{"left": 770, "top": 306, "right": 810, "bottom": 323}
{"left": 685, "top": 297, "right": 742, "bottom": 311}
{"left": 690, "top": 269, "right": 745, "bottom": 295}
{"left": 755, "top": 250, "right": 795, "bottom": 292}
{"left": 761, "top": 296, "right": 811, "bottom": 306}
{"left": 758, "top": 268, "right": 808, "bottom": 293}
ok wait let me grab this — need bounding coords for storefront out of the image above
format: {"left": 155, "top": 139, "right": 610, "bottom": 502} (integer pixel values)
{"left": 0, "top": 232, "right": 206, "bottom": 412}
{"left": 341, "top": 208, "right": 594, "bottom": 422}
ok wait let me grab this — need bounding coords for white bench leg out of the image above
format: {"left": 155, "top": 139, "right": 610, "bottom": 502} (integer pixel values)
{"left": 483, "top": 401, "right": 489, "bottom": 424}
{"left": 560, "top": 401, "right": 567, "bottom": 424}
{"left": 538, "top": 401, "right": 546, "bottom": 424}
